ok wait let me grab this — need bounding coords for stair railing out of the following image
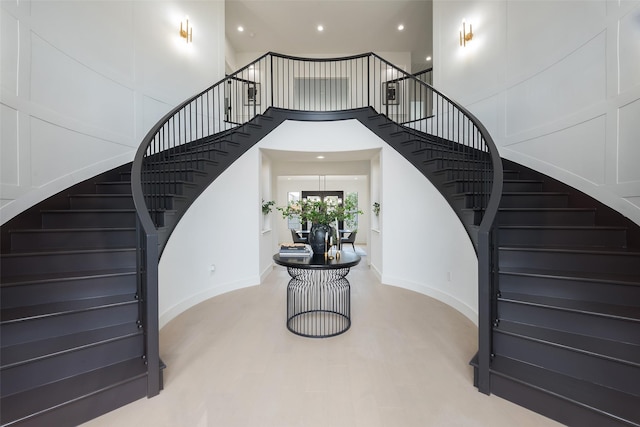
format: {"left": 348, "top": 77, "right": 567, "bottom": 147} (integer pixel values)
{"left": 131, "top": 52, "right": 503, "bottom": 397}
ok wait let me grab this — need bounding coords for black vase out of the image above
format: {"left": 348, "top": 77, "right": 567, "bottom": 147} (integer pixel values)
{"left": 308, "top": 223, "right": 333, "bottom": 255}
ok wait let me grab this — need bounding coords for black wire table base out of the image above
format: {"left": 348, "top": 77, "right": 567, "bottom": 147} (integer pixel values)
{"left": 286, "top": 267, "right": 351, "bottom": 338}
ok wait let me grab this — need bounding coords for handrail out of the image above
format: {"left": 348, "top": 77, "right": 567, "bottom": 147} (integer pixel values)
{"left": 131, "top": 52, "right": 503, "bottom": 397}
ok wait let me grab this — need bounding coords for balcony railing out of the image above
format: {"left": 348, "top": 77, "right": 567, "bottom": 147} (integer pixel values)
{"left": 131, "top": 52, "right": 502, "bottom": 397}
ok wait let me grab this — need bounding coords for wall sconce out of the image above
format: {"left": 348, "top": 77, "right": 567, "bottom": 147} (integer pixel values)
{"left": 459, "top": 20, "right": 473, "bottom": 47}
{"left": 180, "top": 17, "right": 193, "bottom": 43}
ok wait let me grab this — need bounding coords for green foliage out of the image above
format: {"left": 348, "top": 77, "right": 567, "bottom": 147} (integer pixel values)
{"left": 278, "top": 197, "right": 363, "bottom": 225}
{"left": 261, "top": 199, "right": 276, "bottom": 215}
{"left": 372, "top": 202, "right": 380, "bottom": 216}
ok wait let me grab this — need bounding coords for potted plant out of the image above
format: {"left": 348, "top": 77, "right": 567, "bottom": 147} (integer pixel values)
{"left": 261, "top": 199, "right": 275, "bottom": 215}
{"left": 372, "top": 202, "right": 380, "bottom": 217}
{"left": 278, "top": 198, "right": 362, "bottom": 254}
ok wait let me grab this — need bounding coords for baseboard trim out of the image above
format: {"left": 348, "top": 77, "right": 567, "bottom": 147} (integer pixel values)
{"left": 159, "top": 276, "right": 260, "bottom": 328}
{"left": 381, "top": 274, "right": 478, "bottom": 326}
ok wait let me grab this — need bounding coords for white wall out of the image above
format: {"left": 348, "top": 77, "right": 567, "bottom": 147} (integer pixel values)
{"left": 433, "top": 0, "right": 640, "bottom": 225}
{"left": 159, "top": 118, "right": 481, "bottom": 327}
{"left": 381, "top": 144, "right": 479, "bottom": 322}
{"left": 0, "top": 0, "right": 226, "bottom": 224}
{"left": 159, "top": 148, "right": 260, "bottom": 327}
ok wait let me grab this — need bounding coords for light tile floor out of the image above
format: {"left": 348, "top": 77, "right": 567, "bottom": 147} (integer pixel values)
{"left": 83, "top": 253, "right": 561, "bottom": 427}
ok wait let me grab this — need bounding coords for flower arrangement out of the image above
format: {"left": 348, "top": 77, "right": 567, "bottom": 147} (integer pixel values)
{"left": 278, "top": 197, "right": 363, "bottom": 226}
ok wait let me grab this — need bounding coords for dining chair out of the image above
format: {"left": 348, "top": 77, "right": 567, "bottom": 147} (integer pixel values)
{"left": 290, "top": 229, "right": 307, "bottom": 244}
{"left": 340, "top": 231, "right": 357, "bottom": 251}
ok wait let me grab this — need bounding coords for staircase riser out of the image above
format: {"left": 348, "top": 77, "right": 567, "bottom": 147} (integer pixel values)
{"left": 1, "top": 274, "right": 137, "bottom": 309}
{"left": 2, "top": 375, "right": 148, "bottom": 427}
{"left": 412, "top": 147, "right": 480, "bottom": 162}
{"left": 499, "top": 194, "right": 569, "bottom": 208}
{"left": 499, "top": 250, "right": 640, "bottom": 276}
{"left": 446, "top": 181, "right": 543, "bottom": 193}
{"left": 498, "top": 228, "right": 627, "bottom": 248}
{"left": 164, "top": 149, "right": 229, "bottom": 164}
{"left": 503, "top": 182, "right": 544, "bottom": 192}
{"left": 436, "top": 169, "right": 520, "bottom": 182}
{"left": 69, "top": 196, "right": 134, "bottom": 210}
{"left": 456, "top": 194, "right": 569, "bottom": 210}
{"left": 1, "top": 335, "right": 144, "bottom": 397}
{"left": 493, "top": 333, "right": 640, "bottom": 396}
{"left": 141, "top": 158, "right": 216, "bottom": 172}
{"left": 1, "top": 250, "right": 136, "bottom": 278}
{"left": 179, "top": 145, "right": 239, "bottom": 159}
{"left": 499, "top": 273, "right": 640, "bottom": 307}
{"left": 9, "top": 229, "right": 137, "bottom": 252}
{"left": 95, "top": 183, "right": 131, "bottom": 194}
{"left": 425, "top": 159, "right": 491, "bottom": 174}
{"left": 140, "top": 170, "right": 206, "bottom": 182}
{"left": 0, "top": 304, "right": 139, "bottom": 347}
{"left": 42, "top": 212, "right": 137, "bottom": 229}
{"left": 497, "top": 210, "right": 596, "bottom": 226}
{"left": 498, "top": 301, "right": 640, "bottom": 345}
{"left": 139, "top": 181, "right": 196, "bottom": 196}
{"left": 489, "top": 373, "right": 627, "bottom": 427}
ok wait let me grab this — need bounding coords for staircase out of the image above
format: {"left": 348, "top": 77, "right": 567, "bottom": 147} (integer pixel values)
{"left": 0, "top": 164, "right": 150, "bottom": 426}
{"left": 0, "top": 111, "right": 283, "bottom": 426}
{"left": 360, "top": 113, "right": 640, "bottom": 426}
{"left": 2, "top": 51, "right": 639, "bottom": 426}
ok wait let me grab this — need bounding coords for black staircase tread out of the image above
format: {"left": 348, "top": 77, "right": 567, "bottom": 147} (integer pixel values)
{"left": 499, "top": 266, "right": 640, "bottom": 287}
{"left": 70, "top": 194, "right": 132, "bottom": 198}
{"left": 426, "top": 157, "right": 490, "bottom": 163}
{"left": 499, "top": 225, "right": 627, "bottom": 231}
{"left": 446, "top": 178, "right": 541, "bottom": 185}
{"left": 139, "top": 167, "right": 207, "bottom": 173}
{"left": 1, "top": 323, "right": 142, "bottom": 368}
{"left": 9, "top": 226, "right": 136, "bottom": 233}
{"left": 94, "top": 181, "right": 132, "bottom": 186}
{"left": 455, "top": 191, "right": 569, "bottom": 198}
{"left": 0, "top": 268, "right": 136, "bottom": 288}
{"left": 144, "top": 158, "right": 218, "bottom": 167}
{"left": 499, "top": 245, "right": 640, "bottom": 255}
{"left": 40, "top": 208, "right": 172, "bottom": 215}
{"left": 41, "top": 208, "right": 137, "bottom": 213}
{"left": 1, "top": 294, "right": 138, "bottom": 323}
{"left": 498, "top": 292, "right": 640, "bottom": 322}
{"left": 495, "top": 320, "right": 640, "bottom": 367}
{"left": 490, "top": 356, "right": 640, "bottom": 424}
{"left": 176, "top": 145, "right": 230, "bottom": 154}
{"left": 1, "top": 247, "right": 136, "bottom": 258}
{"left": 498, "top": 207, "right": 596, "bottom": 212}
{"left": 0, "top": 358, "right": 147, "bottom": 423}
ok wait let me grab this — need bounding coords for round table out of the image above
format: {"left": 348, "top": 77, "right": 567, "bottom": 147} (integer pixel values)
{"left": 273, "top": 251, "right": 361, "bottom": 338}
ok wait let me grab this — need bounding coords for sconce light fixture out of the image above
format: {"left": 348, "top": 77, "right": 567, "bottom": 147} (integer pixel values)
{"left": 459, "top": 20, "right": 473, "bottom": 46}
{"left": 180, "top": 17, "right": 193, "bottom": 43}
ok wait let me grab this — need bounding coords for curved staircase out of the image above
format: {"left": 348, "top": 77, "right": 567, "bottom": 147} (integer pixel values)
{"left": 2, "top": 53, "right": 639, "bottom": 426}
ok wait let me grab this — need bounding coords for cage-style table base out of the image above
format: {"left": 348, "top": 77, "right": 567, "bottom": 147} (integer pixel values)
{"left": 286, "top": 267, "right": 351, "bottom": 338}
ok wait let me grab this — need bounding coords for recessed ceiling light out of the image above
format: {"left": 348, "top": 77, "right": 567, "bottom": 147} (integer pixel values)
{"left": 237, "top": 26, "right": 244, "bottom": 32}
{"left": 426, "top": 56, "right": 432, "bottom": 61}
{"left": 398, "top": 24, "right": 404, "bottom": 31}
{"left": 317, "top": 25, "right": 324, "bottom": 32}
{"left": 316, "top": 155, "right": 325, "bottom": 159}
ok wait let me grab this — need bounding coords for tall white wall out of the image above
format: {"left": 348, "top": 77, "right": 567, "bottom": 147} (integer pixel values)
{"left": 159, "top": 119, "right": 480, "bottom": 327}
{"left": 433, "top": 0, "right": 640, "bottom": 225}
{"left": 0, "top": 0, "right": 226, "bottom": 223}
{"left": 381, "top": 144, "right": 478, "bottom": 322}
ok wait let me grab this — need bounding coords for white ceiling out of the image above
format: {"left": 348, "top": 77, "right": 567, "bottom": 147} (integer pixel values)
{"left": 225, "top": 0, "right": 433, "bottom": 72}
